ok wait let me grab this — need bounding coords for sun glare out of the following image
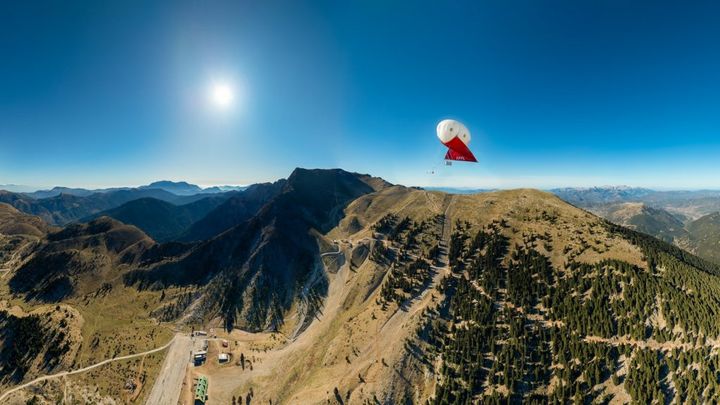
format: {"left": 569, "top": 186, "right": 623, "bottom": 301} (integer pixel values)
{"left": 209, "top": 82, "right": 234, "bottom": 108}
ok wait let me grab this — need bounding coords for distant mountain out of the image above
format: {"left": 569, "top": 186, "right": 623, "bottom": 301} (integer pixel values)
{"left": 591, "top": 202, "right": 688, "bottom": 243}
{"left": 178, "top": 180, "right": 286, "bottom": 242}
{"left": 686, "top": 212, "right": 720, "bottom": 264}
{"left": 551, "top": 186, "right": 655, "bottom": 205}
{"left": 16, "top": 181, "right": 246, "bottom": 200}
{"left": 23, "top": 186, "right": 111, "bottom": 199}
{"left": 553, "top": 187, "right": 720, "bottom": 265}
{"left": 553, "top": 187, "right": 720, "bottom": 218}
{"left": 0, "top": 184, "right": 37, "bottom": 193}
{"left": 82, "top": 195, "right": 231, "bottom": 242}
{"left": 139, "top": 181, "right": 203, "bottom": 195}
{"left": 584, "top": 201, "right": 720, "bottom": 266}
{"left": 0, "top": 188, "right": 218, "bottom": 226}
{"left": 200, "top": 185, "right": 247, "bottom": 193}
{"left": 139, "top": 180, "right": 245, "bottom": 195}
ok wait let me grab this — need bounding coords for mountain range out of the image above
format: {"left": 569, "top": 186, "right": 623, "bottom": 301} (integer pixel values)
{"left": 80, "top": 197, "right": 229, "bottom": 243}
{"left": 552, "top": 186, "right": 720, "bottom": 217}
{"left": 7, "top": 180, "right": 246, "bottom": 200}
{"left": 0, "top": 179, "right": 248, "bottom": 227}
{"left": 3, "top": 172, "right": 720, "bottom": 403}
{"left": 551, "top": 187, "right": 720, "bottom": 266}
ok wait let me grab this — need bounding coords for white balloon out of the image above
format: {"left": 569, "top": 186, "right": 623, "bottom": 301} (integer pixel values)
{"left": 437, "top": 119, "right": 471, "bottom": 145}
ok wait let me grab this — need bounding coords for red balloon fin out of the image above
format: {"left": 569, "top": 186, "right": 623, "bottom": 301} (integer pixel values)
{"left": 444, "top": 137, "right": 478, "bottom": 162}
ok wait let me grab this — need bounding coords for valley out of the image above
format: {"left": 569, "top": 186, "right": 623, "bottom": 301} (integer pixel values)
{"left": 553, "top": 188, "right": 720, "bottom": 266}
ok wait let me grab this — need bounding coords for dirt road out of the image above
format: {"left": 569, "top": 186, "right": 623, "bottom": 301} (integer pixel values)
{"left": 0, "top": 334, "right": 179, "bottom": 403}
{"left": 319, "top": 244, "right": 341, "bottom": 257}
{"left": 145, "top": 334, "right": 193, "bottom": 405}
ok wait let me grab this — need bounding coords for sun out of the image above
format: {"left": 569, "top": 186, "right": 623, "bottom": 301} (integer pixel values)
{"left": 209, "top": 82, "right": 234, "bottom": 108}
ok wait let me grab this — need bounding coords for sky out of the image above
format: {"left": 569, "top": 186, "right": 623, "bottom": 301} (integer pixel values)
{"left": 1, "top": 0, "right": 719, "bottom": 190}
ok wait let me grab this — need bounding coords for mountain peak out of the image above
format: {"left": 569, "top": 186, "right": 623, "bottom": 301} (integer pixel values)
{"left": 287, "top": 167, "right": 391, "bottom": 192}
{"left": 146, "top": 180, "right": 196, "bottom": 188}
{"left": 140, "top": 180, "right": 203, "bottom": 195}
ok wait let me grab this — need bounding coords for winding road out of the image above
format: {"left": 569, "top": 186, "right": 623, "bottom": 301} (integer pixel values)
{"left": 319, "top": 245, "right": 341, "bottom": 257}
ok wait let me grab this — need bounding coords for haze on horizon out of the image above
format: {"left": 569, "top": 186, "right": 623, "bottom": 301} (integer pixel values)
{"left": 2, "top": 1, "right": 719, "bottom": 190}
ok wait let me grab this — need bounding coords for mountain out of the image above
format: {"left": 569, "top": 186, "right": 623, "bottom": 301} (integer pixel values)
{"left": 0, "top": 213, "right": 168, "bottom": 394}
{"left": 201, "top": 185, "right": 247, "bottom": 193}
{"left": 241, "top": 187, "right": 720, "bottom": 404}
{"left": 0, "top": 188, "right": 222, "bottom": 226}
{"left": 551, "top": 186, "right": 655, "bottom": 205}
{"left": 0, "top": 184, "right": 39, "bottom": 193}
{"left": 572, "top": 200, "right": 720, "bottom": 266}
{"left": 81, "top": 195, "right": 231, "bottom": 242}
{"left": 23, "top": 187, "right": 107, "bottom": 199}
{"left": 590, "top": 202, "right": 688, "bottom": 243}
{"left": 554, "top": 187, "right": 720, "bottom": 265}
{"left": 139, "top": 180, "right": 203, "bottom": 195}
{"left": 686, "top": 212, "right": 720, "bottom": 264}
{"left": 7, "top": 170, "right": 720, "bottom": 403}
{"left": 177, "top": 180, "right": 286, "bottom": 242}
{"left": 553, "top": 186, "right": 720, "bottom": 219}
{"left": 8, "top": 217, "right": 153, "bottom": 302}
{"left": 20, "top": 182, "right": 246, "bottom": 200}
{"left": 139, "top": 180, "right": 245, "bottom": 195}
{"left": 0, "top": 203, "right": 56, "bottom": 238}
{"left": 124, "top": 168, "right": 389, "bottom": 331}
{"left": 585, "top": 202, "right": 720, "bottom": 267}
{"left": 16, "top": 181, "right": 247, "bottom": 202}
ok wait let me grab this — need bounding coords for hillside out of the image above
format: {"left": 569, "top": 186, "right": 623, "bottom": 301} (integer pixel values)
{"left": 583, "top": 202, "right": 720, "bottom": 267}
{"left": 0, "top": 204, "right": 56, "bottom": 238}
{"left": 237, "top": 188, "right": 720, "bottom": 404}
{"left": 686, "top": 212, "right": 720, "bottom": 265}
{"left": 8, "top": 217, "right": 154, "bottom": 302}
{"left": 552, "top": 186, "right": 655, "bottom": 205}
{"left": 82, "top": 195, "right": 229, "bottom": 242}
{"left": 5, "top": 170, "right": 720, "bottom": 403}
{"left": 0, "top": 204, "right": 57, "bottom": 292}
{"left": 0, "top": 211, "right": 173, "bottom": 403}
{"left": 554, "top": 187, "right": 720, "bottom": 222}
{"left": 124, "top": 168, "right": 388, "bottom": 331}
{"left": 156, "top": 185, "right": 720, "bottom": 404}
{"left": 553, "top": 187, "right": 720, "bottom": 212}
{"left": 591, "top": 202, "right": 688, "bottom": 243}
{"left": 178, "top": 180, "right": 286, "bottom": 242}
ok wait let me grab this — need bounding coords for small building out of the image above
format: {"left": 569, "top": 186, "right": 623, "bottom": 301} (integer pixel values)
{"left": 194, "top": 375, "right": 208, "bottom": 404}
{"left": 194, "top": 331, "right": 207, "bottom": 337}
{"left": 193, "top": 350, "right": 207, "bottom": 366}
{"left": 218, "top": 353, "right": 230, "bottom": 363}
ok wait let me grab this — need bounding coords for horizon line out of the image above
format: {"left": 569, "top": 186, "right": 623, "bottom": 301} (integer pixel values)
{"left": 5, "top": 181, "right": 720, "bottom": 194}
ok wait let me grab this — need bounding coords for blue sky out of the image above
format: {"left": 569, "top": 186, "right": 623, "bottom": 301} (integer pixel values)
{"left": 1, "top": 1, "right": 719, "bottom": 189}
